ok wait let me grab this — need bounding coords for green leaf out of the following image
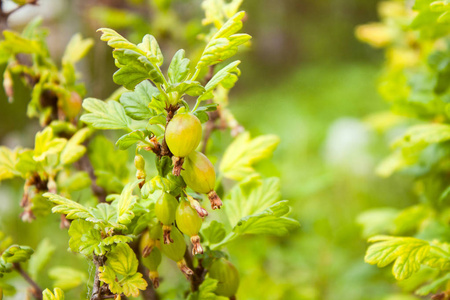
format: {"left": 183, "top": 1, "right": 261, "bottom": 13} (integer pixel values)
{"left": 377, "top": 123, "right": 450, "bottom": 177}
{"left": 62, "top": 33, "right": 94, "bottom": 64}
{"left": 15, "top": 149, "right": 38, "bottom": 176}
{"left": 119, "top": 80, "right": 159, "bottom": 120}
{"left": 198, "top": 61, "right": 241, "bottom": 101}
{"left": 215, "top": 178, "right": 298, "bottom": 247}
{"left": 42, "top": 288, "right": 65, "bottom": 300}
{"left": 107, "top": 243, "right": 139, "bottom": 276}
{"left": 232, "top": 200, "right": 299, "bottom": 236}
{"left": 0, "top": 146, "right": 19, "bottom": 180}
{"left": 168, "top": 49, "right": 190, "bottom": 84}
{"left": 138, "top": 34, "right": 163, "bottom": 66}
{"left": 33, "top": 128, "right": 67, "bottom": 162}
{"left": 202, "top": 221, "right": 226, "bottom": 245}
{"left": 193, "top": 103, "right": 219, "bottom": 123}
{"left": 376, "top": 150, "right": 410, "bottom": 178}
{"left": 187, "top": 277, "right": 228, "bottom": 300}
{"left": 225, "top": 177, "right": 281, "bottom": 226}
{"left": 197, "top": 12, "right": 251, "bottom": 68}
{"left": 202, "top": 0, "right": 244, "bottom": 28}
{"left": 115, "top": 181, "right": 140, "bottom": 225}
{"left": 365, "top": 236, "right": 450, "bottom": 280}
{"left": 220, "top": 132, "right": 280, "bottom": 181}
{"left": 1, "top": 30, "right": 42, "bottom": 55}
{"left": 0, "top": 259, "right": 12, "bottom": 277}
{"left": 113, "top": 49, "right": 164, "bottom": 89}
{"left": 1, "top": 245, "right": 33, "bottom": 263}
{"left": 415, "top": 273, "right": 450, "bottom": 296}
{"left": 28, "top": 238, "right": 56, "bottom": 280}
{"left": 115, "top": 130, "right": 148, "bottom": 150}
{"left": 168, "top": 80, "right": 205, "bottom": 96}
{"left": 98, "top": 28, "right": 142, "bottom": 53}
{"left": 48, "top": 267, "right": 86, "bottom": 291}
{"left": 68, "top": 219, "right": 104, "bottom": 256}
{"left": 86, "top": 203, "right": 121, "bottom": 228}
{"left": 393, "top": 123, "right": 450, "bottom": 149}
{"left": 60, "top": 128, "right": 92, "bottom": 165}
{"left": 44, "top": 193, "right": 93, "bottom": 220}
{"left": 99, "top": 243, "right": 148, "bottom": 296}
{"left": 121, "top": 272, "right": 148, "bottom": 297}
{"left": 98, "top": 28, "right": 165, "bottom": 88}
{"left": 81, "top": 98, "right": 132, "bottom": 130}
{"left": 98, "top": 265, "right": 123, "bottom": 295}
{"left": 102, "top": 235, "right": 133, "bottom": 246}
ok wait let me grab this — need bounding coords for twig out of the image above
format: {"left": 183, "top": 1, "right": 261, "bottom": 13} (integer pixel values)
{"left": 91, "top": 255, "right": 106, "bottom": 300}
{"left": 184, "top": 250, "right": 206, "bottom": 292}
{"left": 160, "top": 105, "right": 178, "bottom": 157}
{"left": 12, "top": 263, "right": 43, "bottom": 300}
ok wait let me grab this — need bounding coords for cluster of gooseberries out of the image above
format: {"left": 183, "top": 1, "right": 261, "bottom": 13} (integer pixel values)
{"left": 136, "top": 112, "right": 239, "bottom": 297}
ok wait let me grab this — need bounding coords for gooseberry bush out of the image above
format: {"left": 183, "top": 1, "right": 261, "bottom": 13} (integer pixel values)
{"left": 0, "top": 1, "right": 298, "bottom": 299}
{"left": 357, "top": 0, "right": 450, "bottom": 298}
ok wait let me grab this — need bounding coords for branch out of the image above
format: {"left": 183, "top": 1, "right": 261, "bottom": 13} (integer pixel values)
{"left": 184, "top": 250, "right": 206, "bottom": 292}
{"left": 91, "top": 254, "right": 106, "bottom": 300}
{"left": 12, "top": 263, "right": 43, "bottom": 300}
{"left": 160, "top": 105, "right": 178, "bottom": 157}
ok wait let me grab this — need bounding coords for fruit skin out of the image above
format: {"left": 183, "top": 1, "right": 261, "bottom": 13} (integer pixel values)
{"left": 141, "top": 247, "right": 162, "bottom": 289}
{"left": 160, "top": 227, "right": 193, "bottom": 278}
{"left": 181, "top": 151, "right": 215, "bottom": 194}
{"left": 141, "top": 247, "right": 162, "bottom": 271}
{"left": 134, "top": 154, "right": 146, "bottom": 187}
{"left": 155, "top": 193, "right": 178, "bottom": 225}
{"left": 176, "top": 200, "right": 204, "bottom": 255}
{"left": 139, "top": 224, "right": 161, "bottom": 258}
{"left": 149, "top": 222, "right": 163, "bottom": 240}
{"left": 165, "top": 113, "right": 202, "bottom": 158}
{"left": 155, "top": 192, "right": 178, "bottom": 244}
{"left": 160, "top": 227, "right": 186, "bottom": 262}
{"left": 181, "top": 151, "right": 223, "bottom": 209}
{"left": 209, "top": 258, "right": 240, "bottom": 297}
{"left": 175, "top": 200, "right": 202, "bottom": 237}
{"left": 134, "top": 154, "right": 146, "bottom": 171}
{"left": 139, "top": 230, "right": 154, "bottom": 258}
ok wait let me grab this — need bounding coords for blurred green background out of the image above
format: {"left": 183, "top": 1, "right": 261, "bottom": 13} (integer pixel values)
{"left": 0, "top": 0, "right": 419, "bottom": 299}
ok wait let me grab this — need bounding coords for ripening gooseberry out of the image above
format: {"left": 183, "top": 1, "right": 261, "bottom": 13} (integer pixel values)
{"left": 141, "top": 247, "right": 162, "bottom": 288}
{"left": 181, "top": 151, "right": 222, "bottom": 209}
{"left": 155, "top": 192, "right": 178, "bottom": 244}
{"left": 139, "top": 223, "right": 162, "bottom": 258}
{"left": 165, "top": 113, "right": 202, "bottom": 175}
{"left": 209, "top": 258, "right": 240, "bottom": 297}
{"left": 160, "top": 227, "right": 193, "bottom": 278}
{"left": 175, "top": 200, "right": 203, "bottom": 255}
